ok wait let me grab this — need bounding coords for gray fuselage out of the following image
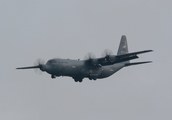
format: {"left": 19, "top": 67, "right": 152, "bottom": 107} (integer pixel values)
{"left": 44, "top": 58, "right": 125, "bottom": 80}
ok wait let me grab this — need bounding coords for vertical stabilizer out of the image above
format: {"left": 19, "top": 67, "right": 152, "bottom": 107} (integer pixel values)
{"left": 117, "top": 35, "right": 128, "bottom": 55}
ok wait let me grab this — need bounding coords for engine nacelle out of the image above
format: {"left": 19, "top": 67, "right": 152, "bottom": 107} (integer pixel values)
{"left": 107, "top": 55, "right": 116, "bottom": 62}
{"left": 101, "top": 55, "right": 117, "bottom": 65}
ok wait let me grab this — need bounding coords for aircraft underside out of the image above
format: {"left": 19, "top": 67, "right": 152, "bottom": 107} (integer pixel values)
{"left": 49, "top": 63, "right": 125, "bottom": 82}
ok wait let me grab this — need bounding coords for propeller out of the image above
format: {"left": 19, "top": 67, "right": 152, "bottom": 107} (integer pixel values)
{"left": 34, "top": 58, "right": 45, "bottom": 74}
{"left": 34, "top": 58, "right": 45, "bottom": 67}
{"left": 101, "top": 49, "right": 113, "bottom": 59}
{"left": 84, "top": 52, "right": 96, "bottom": 60}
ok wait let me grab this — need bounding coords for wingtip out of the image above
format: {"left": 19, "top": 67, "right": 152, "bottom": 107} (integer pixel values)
{"left": 146, "top": 61, "right": 153, "bottom": 63}
{"left": 145, "top": 50, "right": 153, "bottom": 52}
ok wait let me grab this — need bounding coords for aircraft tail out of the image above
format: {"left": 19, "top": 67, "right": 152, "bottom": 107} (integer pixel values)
{"left": 117, "top": 35, "right": 128, "bottom": 55}
{"left": 117, "top": 35, "right": 130, "bottom": 63}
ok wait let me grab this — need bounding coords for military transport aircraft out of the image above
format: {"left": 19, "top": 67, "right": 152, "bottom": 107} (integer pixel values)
{"left": 16, "top": 35, "right": 153, "bottom": 82}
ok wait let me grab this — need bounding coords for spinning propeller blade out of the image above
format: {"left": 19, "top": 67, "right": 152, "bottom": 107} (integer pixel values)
{"left": 84, "top": 52, "right": 96, "bottom": 60}
{"left": 101, "top": 49, "right": 113, "bottom": 57}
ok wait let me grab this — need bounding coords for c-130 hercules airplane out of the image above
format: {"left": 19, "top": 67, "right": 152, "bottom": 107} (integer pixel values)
{"left": 16, "top": 35, "right": 153, "bottom": 82}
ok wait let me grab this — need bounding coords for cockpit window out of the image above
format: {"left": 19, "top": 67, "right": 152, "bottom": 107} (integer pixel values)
{"left": 47, "top": 60, "right": 56, "bottom": 65}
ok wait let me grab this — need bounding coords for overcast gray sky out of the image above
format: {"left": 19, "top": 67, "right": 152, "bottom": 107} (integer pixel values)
{"left": 0, "top": 0, "right": 172, "bottom": 120}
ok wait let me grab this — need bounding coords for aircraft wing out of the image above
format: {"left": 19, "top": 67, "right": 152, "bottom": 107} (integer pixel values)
{"left": 125, "top": 61, "right": 152, "bottom": 67}
{"left": 16, "top": 65, "right": 40, "bottom": 69}
{"left": 84, "top": 50, "right": 153, "bottom": 66}
{"left": 85, "top": 50, "right": 153, "bottom": 66}
{"left": 116, "top": 50, "right": 153, "bottom": 58}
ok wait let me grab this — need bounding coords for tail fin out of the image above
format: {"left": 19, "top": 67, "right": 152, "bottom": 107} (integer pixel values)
{"left": 117, "top": 35, "right": 128, "bottom": 55}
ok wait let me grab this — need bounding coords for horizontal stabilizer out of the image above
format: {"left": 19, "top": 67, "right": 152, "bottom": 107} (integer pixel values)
{"left": 125, "top": 61, "right": 152, "bottom": 67}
